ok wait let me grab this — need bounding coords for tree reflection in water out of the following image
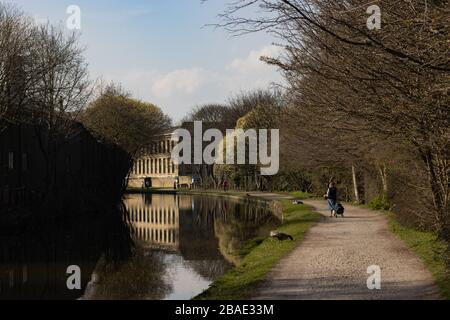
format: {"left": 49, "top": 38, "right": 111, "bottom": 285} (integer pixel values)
{"left": 189, "top": 196, "right": 280, "bottom": 265}
{"left": 182, "top": 260, "right": 231, "bottom": 282}
{"left": 83, "top": 248, "right": 172, "bottom": 300}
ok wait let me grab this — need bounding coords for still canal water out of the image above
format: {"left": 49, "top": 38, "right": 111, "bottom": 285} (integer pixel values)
{"left": 0, "top": 193, "right": 280, "bottom": 300}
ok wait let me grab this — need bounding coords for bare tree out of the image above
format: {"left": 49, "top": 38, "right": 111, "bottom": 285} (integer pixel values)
{"left": 215, "top": 0, "right": 450, "bottom": 239}
{"left": 29, "top": 23, "right": 92, "bottom": 137}
{"left": 24, "top": 23, "right": 93, "bottom": 194}
{"left": 0, "top": 3, "right": 35, "bottom": 130}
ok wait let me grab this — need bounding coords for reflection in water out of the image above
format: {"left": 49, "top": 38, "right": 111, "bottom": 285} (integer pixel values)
{"left": 0, "top": 194, "right": 279, "bottom": 300}
{"left": 120, "top": 194, "right": 280, "bottom": 299}
{"left": 82, "top": 249, "right": 171, "bottom": 300}
{"left": 125, "top": 194, "right": 183, "bottom": 251}
{"left": 0, "top": 204, "right": 133, "bottom": 300}
{"left": 213, "top": 200, "right": 279, "bottom": 265}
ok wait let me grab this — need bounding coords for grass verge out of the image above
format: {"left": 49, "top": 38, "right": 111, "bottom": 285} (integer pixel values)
{"left": 388, "top": 214, "right": 450, "bottom": 299}
{"left": 194, "top": 199, "right": 321, "bottom": 300}
{"left": 288, "top": 191, "right": 319, "bottom": 200}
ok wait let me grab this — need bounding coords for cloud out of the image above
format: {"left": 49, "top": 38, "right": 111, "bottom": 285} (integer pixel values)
{"left": 105, "top": 67, "right": 206, "bottom": 99}
{"left": 218, "top": 45, "right": 283, "bottom": 95}
{"left": 151, "top": 68, "right": 205, "bottom": 98}
{"left": 102, "top": 46, "right": 283, "bottom": 121}
{"left": 228, "top": 45, "right": 282, "bottom": 73}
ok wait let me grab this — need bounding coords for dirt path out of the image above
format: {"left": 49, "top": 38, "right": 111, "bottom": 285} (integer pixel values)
{"left": 250, "top": 198, "right": 441, "bottom": 300}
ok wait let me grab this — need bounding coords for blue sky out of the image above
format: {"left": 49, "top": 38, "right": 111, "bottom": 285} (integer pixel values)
{"left": 12, "top": 0, "right": 282, "bottom": 122}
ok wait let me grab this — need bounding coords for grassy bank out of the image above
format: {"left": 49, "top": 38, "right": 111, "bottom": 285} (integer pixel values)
{"left": 388, "top": 215, "right": 450, "bottom": 299}
{"left": 194, "top": 199, "right": 321, "bottom": 300}
{"left": 288, "top": 191, "right": 319, "bottom": 200}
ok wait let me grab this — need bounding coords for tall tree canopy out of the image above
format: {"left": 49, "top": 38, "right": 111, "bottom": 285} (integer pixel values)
{"left": 83, "top": 84, "right": 172, "bottom": 156}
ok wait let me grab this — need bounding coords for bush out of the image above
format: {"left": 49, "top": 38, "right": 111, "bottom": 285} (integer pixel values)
{"left": 368, "top": 194, "right": 391, "bottom": 211}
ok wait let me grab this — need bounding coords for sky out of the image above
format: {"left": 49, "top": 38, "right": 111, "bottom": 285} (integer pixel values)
{"left": 12, "top": 0, "right": 283, "bottom": 122}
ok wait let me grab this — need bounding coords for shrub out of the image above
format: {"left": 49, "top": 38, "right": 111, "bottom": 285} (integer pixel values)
{"left": 368, "top": 194, "right": 391, "bottom": 211}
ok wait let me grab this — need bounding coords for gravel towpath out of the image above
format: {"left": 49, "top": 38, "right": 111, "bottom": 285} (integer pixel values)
{"left": 251, "top": 198, "right": 441, "bottom": 300}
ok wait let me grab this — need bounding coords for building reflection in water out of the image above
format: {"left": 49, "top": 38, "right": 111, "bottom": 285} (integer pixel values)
{"left": 125, "top": 194, "right": 183, "bottom": 251}
{"left": 0, "top": 194, "right": 280, "bottom": 300}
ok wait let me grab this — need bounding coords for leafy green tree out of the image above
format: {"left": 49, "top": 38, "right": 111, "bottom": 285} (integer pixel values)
{"left": 83, "top": 84, "right": 172, "bottom": 156}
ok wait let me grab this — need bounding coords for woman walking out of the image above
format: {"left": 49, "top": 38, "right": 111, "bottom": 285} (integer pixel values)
{"left": 326, "top": 178, "right": 338, "bottom": 217}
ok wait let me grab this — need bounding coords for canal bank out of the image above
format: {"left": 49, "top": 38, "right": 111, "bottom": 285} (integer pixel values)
{"left": 189, "top": 191, "right": 321, "bottom": 300}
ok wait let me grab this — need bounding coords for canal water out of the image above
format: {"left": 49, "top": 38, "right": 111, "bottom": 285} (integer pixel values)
{"left": 0, "top": 193, "right": 280, "bottom": 300}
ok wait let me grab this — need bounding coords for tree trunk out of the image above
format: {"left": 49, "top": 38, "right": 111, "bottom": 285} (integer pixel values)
{"left": 422, "top": 149, "right": 449, "bottom": 240}
{"left": 378, "top": 164, "right": 388, "bottom": 194}
{"left": 352, "top": 164, "right": 360, "bottom": 203}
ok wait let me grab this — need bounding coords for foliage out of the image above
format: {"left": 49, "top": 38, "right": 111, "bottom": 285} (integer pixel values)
{"left": 368, "top": 194, "right": 391, "bottom": 211}
{"left": 82, "top": 84, "right": 171, "bottom": 156}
